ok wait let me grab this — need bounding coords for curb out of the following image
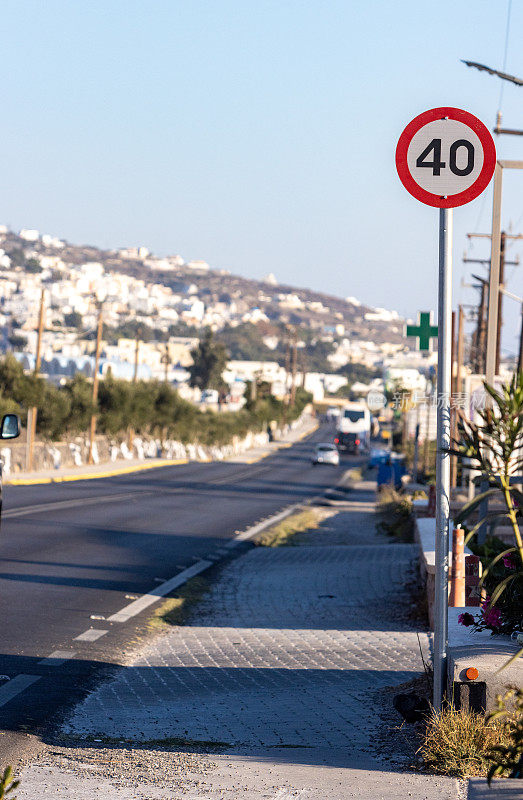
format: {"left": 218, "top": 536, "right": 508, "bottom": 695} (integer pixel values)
{"left": 3, "top": 421, "right": 319, "bottom": 486}
{"left": 5, "top": 458, "right": 189, "bottom": 486}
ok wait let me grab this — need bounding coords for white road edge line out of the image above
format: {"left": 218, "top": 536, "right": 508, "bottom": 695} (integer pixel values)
{"left": 107, "top": 502, "right": 301, "bottom": 624}
{"left": 224, "top": 503, "right": 300, "bottom": 548}
{"left": 0, "top": 675, "right": 41, "bottom": 708}
{"left": 74, "top": 629, "right": 108, "bottom": 642}
{"left": 106, "top": 559, "right": 214, "bottom": 623}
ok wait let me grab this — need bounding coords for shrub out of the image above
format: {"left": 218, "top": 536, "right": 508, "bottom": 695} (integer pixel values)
{"left": 487, "top": 688, "right": 523, "bottom": 782}
{"left": 0, "top": 355, "right": 311, "bottom": 448}
{"left": 418, "top": 704, "right": 510, "bottom": 778}
{"left": 376, "top": 486, "right": 414, "bottom": 542}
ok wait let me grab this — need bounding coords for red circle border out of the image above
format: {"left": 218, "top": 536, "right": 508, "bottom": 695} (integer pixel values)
{"left": 395, "top": 107, "right": 496, "bottom": 208}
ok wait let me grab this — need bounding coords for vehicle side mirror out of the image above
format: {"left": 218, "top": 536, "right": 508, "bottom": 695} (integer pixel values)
{"left": 0, "top": 414, "right": 21, "bottom": 440}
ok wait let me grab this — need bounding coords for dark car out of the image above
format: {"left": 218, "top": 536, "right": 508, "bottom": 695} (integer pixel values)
{"left": 0, "top": 414, "right": 22, "bottom": 525}
{"left": 334, "top": 431, "right": 368, "bottom": 454}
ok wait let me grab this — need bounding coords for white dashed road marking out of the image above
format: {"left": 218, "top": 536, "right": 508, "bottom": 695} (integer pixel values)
{"left": 74, "top": 629, "right": 108, "bottom": 642}
{"left": 0, "top": 675, "right": 40, "bottom": 707}
{"left": 38, "top": 651, "right": 77, "bottom": 666}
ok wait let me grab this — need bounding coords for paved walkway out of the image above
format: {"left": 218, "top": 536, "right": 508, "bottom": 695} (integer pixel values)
{"left": 18, "top": 482, "right": 460, "bottom": 799}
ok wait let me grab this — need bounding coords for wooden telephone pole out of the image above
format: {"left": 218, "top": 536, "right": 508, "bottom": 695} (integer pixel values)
{"left": 87, "top": 307, "right": 103, "bottom": 465}
{"left": 161, "top": 343, "right": 170, "bottom": 382}
{"left": 466, "top": 232, "right": 522, "bottom": 375}
{"left": 27, "top": 289, "right": 45, "bottom": 472}
{"left": 289, "top": 328, "right": 298, "bottom": 407}
{"left": 133, "top": 335, "right": 140, "bottom": 383}
{"left": 450, "top": 306, "right": 464, "bottom": 488}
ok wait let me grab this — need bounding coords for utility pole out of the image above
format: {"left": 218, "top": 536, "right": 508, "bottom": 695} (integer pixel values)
{"left": 133, "top": 328, "right": 141, "bottom": 383}
{"left": 284, "top": 334, "right": 291, "bottom": 408}
{"left": 88, "top": 307, "right": 103, "bottom": 465}
{"left": 27, "top": 288, "right": 45, "bottom": 472}
{"left": 299, "top": 349, "right": 306, "bottom": 389}
{"left": 466, "top": 232, "right": 521, "bottom": 375}
{"left": 450, "top": 306, "right": 464, "bottom": 488}
{"left": 450, "top": 311, "right": 457, "bottom": 488}
{"left": 476, "top": 281, "right": 487, "bottom": 373}
{"left": 456, "top": 305, "right": 464, "bottom": 398}
{"left": 161, "top": 343, "right": 170, "bottom": 383}
{"left": 129, "top": 326, "right": 142, "bottom": 451}
{"left": 463, "top": 255, "right": 492, "bottom": 372}
{"left": 290, "top": 328, "right": 297, "bottom": 407}
{"left": 422, "top": 379, "right": 432, "bottom": 476}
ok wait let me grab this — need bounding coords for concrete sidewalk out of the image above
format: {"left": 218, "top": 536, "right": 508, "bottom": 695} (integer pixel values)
{"left": 17, "top": 480, "right": 460, "bottom": 799}
{"left": 5, "top": 417, "right": 318, "bottom": 485}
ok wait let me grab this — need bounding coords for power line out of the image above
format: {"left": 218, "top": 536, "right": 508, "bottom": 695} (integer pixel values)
{"left": 499, "top": 0, "right": 513, "bottom": 109}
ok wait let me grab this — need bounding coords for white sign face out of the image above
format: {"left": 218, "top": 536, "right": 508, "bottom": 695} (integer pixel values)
{"left": 406, "top": 119, "right": 484, "bottom": 196}
{"left": 396, "top": 107, "right": 496, "bottom": 208}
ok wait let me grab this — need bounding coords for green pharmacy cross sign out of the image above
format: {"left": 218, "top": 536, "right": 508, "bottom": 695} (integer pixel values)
{"left": 405, "top": 311, "right": 438, "bottom": 352}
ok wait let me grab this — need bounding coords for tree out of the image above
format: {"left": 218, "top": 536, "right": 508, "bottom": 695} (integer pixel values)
{"left": 64, "top": 311, "right": 83, "bottom": 328}
{"left": 37, "top": 383, "right": 72, "bottom": 439}
{"left": 189, "top": 330, "right": 228, "bottom": 391}
{"left": 24, "top": 258, "right": 42, "bottom": 274}
{"left": 0, "top": 354, "right": 44, "bottom": 408}
{"left": 62, "top": 375, "right": 95, "bottom": 432}
{"left": 7, "top": 334, "right": 27, "bottom": 349}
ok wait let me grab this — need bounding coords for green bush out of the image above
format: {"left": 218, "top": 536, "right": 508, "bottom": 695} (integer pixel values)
{"left": 0, "top": 355, "right": 311, "bottom": 447}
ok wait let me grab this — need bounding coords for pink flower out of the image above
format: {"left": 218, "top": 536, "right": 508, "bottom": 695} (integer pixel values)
{"left": 481, "top": 601, "right": 502, "bottom": 630}
{"left": 458, "top": 612, "right": 475, "bottom": 627}
{"left": 502, "top": 553, "right": 517, "bottom": 570}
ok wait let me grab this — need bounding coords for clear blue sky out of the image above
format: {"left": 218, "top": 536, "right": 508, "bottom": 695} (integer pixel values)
{"left": 1, "top": 1, "right": 522, "bottom": 356}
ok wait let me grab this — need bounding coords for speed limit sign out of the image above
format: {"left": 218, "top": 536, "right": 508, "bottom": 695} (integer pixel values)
{"left": 395, "top": 107, "right": 496, "bottom": 208}
{"left": 395, "top": 106, "right": 496, "bottom": 712}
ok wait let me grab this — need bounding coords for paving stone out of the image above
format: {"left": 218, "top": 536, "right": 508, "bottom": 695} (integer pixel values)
{"left": 63, "top": 510, "right": 426, "bottom": 753}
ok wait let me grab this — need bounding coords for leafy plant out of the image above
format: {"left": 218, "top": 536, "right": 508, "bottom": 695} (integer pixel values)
{"left": 487, "top": 688, "right": 523, "bottom": 782}
{"left": 450, "top": 373, "right": 523, "bottom": 637}
{"left": 0, "top": 766, "right": 19, "bottom": 800}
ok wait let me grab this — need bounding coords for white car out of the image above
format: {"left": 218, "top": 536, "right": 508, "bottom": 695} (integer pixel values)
{"left": 311, "top": 443, "right": 340, "bottom": 466}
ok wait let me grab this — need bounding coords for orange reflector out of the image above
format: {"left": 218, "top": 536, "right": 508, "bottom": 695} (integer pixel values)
{"left": 466, "top": 667, "right": 479, "bottom": 681}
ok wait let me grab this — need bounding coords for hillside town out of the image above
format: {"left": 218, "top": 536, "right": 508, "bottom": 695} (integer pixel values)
{"left": 0, "top": 225, "right": 452, "bottom": 405}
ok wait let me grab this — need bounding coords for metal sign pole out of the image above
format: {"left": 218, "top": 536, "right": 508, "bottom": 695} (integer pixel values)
{"left": 433, "top": 207, "right": 453, "bottom": 710}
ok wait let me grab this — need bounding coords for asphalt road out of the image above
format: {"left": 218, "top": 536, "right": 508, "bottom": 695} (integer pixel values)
{"left": 0, "top": 423, "right": 359, "bottom": 761}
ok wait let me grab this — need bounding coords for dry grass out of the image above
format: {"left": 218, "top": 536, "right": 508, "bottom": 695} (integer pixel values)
{"left": 346, "top": 466, "right": 363, "bottom": 482}
{"left": 376, "top": 485, "right": 415, "bottom": 542}
{"left": 418, "top": 704, "right": 511, "bottom": 778}
{"left": 256, "top": 507, "right": 326, "bottom": 547}
{"left": 148, "top": 575, "right": 210, "bottom": 629}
